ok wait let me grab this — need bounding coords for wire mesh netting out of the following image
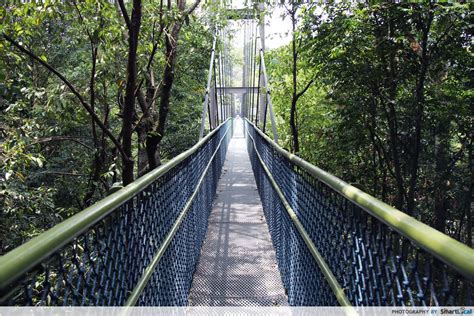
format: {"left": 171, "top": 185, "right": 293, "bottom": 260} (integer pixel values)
{"left": 245, "top": 120, "right": 472, "bottom": 307}
{"left": 0, "top": 120, "right": 232, "bottom": 306}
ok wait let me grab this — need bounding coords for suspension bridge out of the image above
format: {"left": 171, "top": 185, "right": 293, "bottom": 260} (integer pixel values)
{"left": 0, "top": 7, "right": 473, "bottom": 308}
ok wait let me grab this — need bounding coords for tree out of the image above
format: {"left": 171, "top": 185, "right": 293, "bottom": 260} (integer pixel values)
{"left": 267, "top": 2, "right": 472, "bottom": 243}
{"left": 281, "top": 1, "right": 315, "bottom": 154}
{"left": 144, "top": 0, "right": 201, "bottom": 170}
{"left": 0, "top": 0, "right": 214, "bottom": 251}
{"left": 117, "top": 0, "right": 142, "bottom": 185}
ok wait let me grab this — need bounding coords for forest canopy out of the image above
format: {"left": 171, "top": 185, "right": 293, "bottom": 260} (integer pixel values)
{"left": 0, "top": 0, "right": 217, "bottom": 253}
{"left": 266, "top": 1, "right": 472, "bottom": 246}
{"left": 0, "top": 1, "right": 472, "bottom": 255}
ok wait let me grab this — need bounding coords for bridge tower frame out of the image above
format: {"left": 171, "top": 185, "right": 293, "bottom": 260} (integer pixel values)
{"left": 199, "top": 3, "right": 278, "bottom": 143}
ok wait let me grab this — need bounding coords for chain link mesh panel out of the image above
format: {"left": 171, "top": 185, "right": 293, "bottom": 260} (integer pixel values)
{"left": 245, "top": 121, "right": 472, "bottom": 307}
{"left": 0, "top": 121, "right": 232, "bottom": 306}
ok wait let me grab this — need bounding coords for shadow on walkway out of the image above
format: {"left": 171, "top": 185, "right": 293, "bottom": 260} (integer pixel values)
{"left": 188, "top": 118, "right": 288, "bottom": 306}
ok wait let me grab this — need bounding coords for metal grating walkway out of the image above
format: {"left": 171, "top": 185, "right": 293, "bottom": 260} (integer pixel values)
{"left": 188, "top": 119, "right": 288, "bottom": 306}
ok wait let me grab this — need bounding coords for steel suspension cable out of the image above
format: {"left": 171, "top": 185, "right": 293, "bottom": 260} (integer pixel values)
{"left": 199, "top": 33, "right": 217, "bottom": 139}
{"left": 248, "top": 20, "right": 253, "bottom": 121}
{"left": 251, "top": 21, "right": 258, "bottom": 124}
{"left": 219, "top": 29, "right": 223, "bottom": 121}
{"left": 222, "top": 28, "right": 227, "bottom": 120}
{"left": 218, "top": 51, "right": 224, "bottom": 122}
{"left": 259, "top": 49, "right": 279, "bottom": 143}
{"left": 242, "top": 21, "right": 247, "bottom": 117}
{"left": 245, "top": 20, "right": 250, "bottom": 118}
{"left": 255, "top": 48, "right": 262, "bottom": 127}
{"left": 213, "top": 53, "right": 219, "bottom": 125}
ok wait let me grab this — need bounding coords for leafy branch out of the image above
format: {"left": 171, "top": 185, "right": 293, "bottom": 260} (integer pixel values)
{"left": 2, "top": 33, "right": 130, "bottom": 163}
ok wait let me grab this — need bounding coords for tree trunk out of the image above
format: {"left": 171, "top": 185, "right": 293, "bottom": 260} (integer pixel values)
{"left": 121, "top": 0, "right": 142, "bottom": 185}
{"left": 385, "top": 101, "right": 406, "bottom": 210}
{"left": 289, "top": 97, "right": 299, "bottom": 153}
{"left": 406, "top": 10, "right": 433, "bottom": 215}
{"left": 84, "top": 44, "right": 102, "bottom": 205}
{"left": 146, "top": 6, "right": 184, "bottom": 170}
{"left": 372, "top": 9, "right": 406, "bottom": 210}
{"left": 289, "top": 9, "right": 299, "bottom": 154}
{"left": 433, "top": 123, "right": 450, "bottom": 234}
{"left": 467, "top": 141, "right": 473, "bottom": 247}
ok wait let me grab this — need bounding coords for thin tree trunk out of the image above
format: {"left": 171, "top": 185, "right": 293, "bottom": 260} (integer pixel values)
{"left": 433, "top": 123, "right": 450, "bottom": 233}
{"left": 406, "top": 10, "right": 433, "bottom": 215}
{"left": 121, "top": 0, "right": 142, "bottom": 185}
{"left": 84, "top": 45, "right": 102, "bottom": 205}
{"left": 467, "top": 141, "right": 472, "bottom": 247}
{"left": 144, "top": 0, "right": 201, "bottom": 171}
{"left": 290, "top": 9, "right": 299, "bottom": 154}
{"left": 372, "top": 9, "right": 406, "bottom": 210}
{"left": 146, "top": 1, "right": 184, "bottom": 170}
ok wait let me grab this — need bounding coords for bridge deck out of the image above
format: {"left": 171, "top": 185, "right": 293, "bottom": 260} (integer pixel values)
{"left": 188, "top": 119, "right": 288, "bottom": 306}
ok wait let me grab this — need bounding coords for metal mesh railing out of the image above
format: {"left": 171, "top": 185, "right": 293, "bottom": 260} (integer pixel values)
{"left": 245, "top": 119, "right": 473, "bottom": 307}
{"left": 0, "top": 119, "right": 232, "bottom": 306}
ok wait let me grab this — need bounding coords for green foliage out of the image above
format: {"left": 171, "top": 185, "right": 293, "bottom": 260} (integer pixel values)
{"left": 266, "top": 45, "right": 333, "bottom": 162}
{"left": 267, "top": 2, "right": 472, "bottom": 244}
{"left": 0, "top": 1, "right": 215, "bottom": 253}
{"left": 162, "top": 19, "right": 213, "bottom": 159}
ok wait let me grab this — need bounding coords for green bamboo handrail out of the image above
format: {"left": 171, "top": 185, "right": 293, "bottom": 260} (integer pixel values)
{"left": 125, "top": 121, "right": 232, "bottom": 306}
{"left": 0, "top": 118, "right": 231, "bottom": 291}
{"left": 247, "top": 128, "right": 354, "bottom": 311}
{"left": 245, "top": 118, "right": 474, "bottom": 280}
